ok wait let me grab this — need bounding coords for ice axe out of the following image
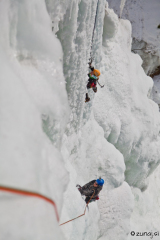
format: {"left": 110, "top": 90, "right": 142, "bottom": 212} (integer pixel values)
{"left": 98, "top": 81, "right": 104, "bottom": 88}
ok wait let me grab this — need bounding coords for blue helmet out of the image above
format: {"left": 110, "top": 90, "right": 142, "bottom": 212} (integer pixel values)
{"left": 96, "top": 178, "right": 104, "bottom": 186}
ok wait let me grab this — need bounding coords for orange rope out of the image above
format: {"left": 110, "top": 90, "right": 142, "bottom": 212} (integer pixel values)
{"left": 60, "top": 190, "right": 95, "bottom": 226}
{"left": 0, "top": 185, "right": 59, "bottom": 222}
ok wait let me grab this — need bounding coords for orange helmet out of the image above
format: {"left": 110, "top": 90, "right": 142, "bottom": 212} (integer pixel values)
{"left": 93, "top": 69, "right": 101, "bottom": 77}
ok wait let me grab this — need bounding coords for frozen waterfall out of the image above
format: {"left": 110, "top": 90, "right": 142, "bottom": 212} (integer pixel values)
{"left": 0, "top": 0, "right": 160, "bottom": 240}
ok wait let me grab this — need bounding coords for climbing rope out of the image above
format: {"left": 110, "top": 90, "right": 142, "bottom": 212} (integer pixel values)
{"left": 60, "top": 190, "right": 95, "bottom": 226}
{"left": 0, "top": 185, "right": 59, "bottom": 222}
{"left": 90, "top": 0, "right": 100, "bottom": 61}
{"left": 88, "top": 0, "right": 104, "bottom": 89}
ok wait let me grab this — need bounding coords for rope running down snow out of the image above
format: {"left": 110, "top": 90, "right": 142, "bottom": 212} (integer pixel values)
{"left": 59, "top": 190, "right": 95, "bottom": 226}
{"left": 0, "top": 185, "right": 59, "bottom": 222}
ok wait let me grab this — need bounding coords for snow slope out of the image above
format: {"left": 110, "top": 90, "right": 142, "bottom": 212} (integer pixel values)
{"left": 0, "top": 0, "right": 160, "bottom": 240}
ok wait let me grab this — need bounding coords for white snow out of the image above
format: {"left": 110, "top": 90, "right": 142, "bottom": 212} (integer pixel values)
{"left": 0, "top": 0, "right": 69, "bottom": 239}
{"left": 0, "top": 0, "right": 160, "bottom": 240}
{"left": 128, "top": 164, "right": 160, "bottom": 240}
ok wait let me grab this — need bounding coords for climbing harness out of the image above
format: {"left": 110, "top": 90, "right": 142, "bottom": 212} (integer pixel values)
{"left": 60, "top": 190, "right": 95, "bottom": 226}
{"left": 0, "top": 185, "right": 59, "bottom": 222}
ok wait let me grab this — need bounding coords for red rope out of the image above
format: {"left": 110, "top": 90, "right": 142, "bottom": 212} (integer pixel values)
{"left": 60, "top": 190, "right": 95, "bottom": 226}
{"left": 0, "top": 185, "right": 59, "bottom": 222}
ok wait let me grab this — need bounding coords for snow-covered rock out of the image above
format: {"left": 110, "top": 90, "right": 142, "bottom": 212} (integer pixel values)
{"left": 107, "top": 0, "right": 160, "bottom": 75}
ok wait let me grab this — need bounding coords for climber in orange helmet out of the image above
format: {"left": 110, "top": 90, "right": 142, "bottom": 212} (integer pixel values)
{"left": 85, "top": 61, "right": 102, "bottom": 103}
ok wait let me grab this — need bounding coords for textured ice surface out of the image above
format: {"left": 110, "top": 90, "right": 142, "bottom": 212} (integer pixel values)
{"left": 0, "top": 0, "right": 160, "bottom": 239}
{"left": 128, "top": 164, "right": 160, "bottom": 240}
{"left": 94, "top": 7, "right": 160, "bottom": 190}
{"left": 57, "top": 2, "right": 160, "bottom": 240}
{"left": 0, "top": 0, "right": 69, "bottom": 239}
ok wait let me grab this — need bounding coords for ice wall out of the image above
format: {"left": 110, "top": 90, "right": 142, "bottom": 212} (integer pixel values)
{"left": 46, "top": 1, "right": 131, "bottom": 239}
{"left": 128, "top": 164, "right": 160, "bottom": 240}
{"left": 0, "top": 0, "right": 69, "bottom": 239}
{"left": 95, "top": 7, "right": 160, "bottom": 190}
{"left": 1, "top": 0, "right": 160, "bottom": 240}
{"left": 53, "top": 2, "right": 160, "bottom": 240}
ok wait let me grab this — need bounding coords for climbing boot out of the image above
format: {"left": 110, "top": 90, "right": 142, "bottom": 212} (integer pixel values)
{"left": 85, "top": 93, "right": 90, "bottom": 103}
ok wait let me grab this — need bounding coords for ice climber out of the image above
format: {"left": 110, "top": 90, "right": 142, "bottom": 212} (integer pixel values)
{"left": 85, "top": 63, "right": 101, "bottom": 103}
{"left": 77, "top": 177, "right": 104, "bottom": 203}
